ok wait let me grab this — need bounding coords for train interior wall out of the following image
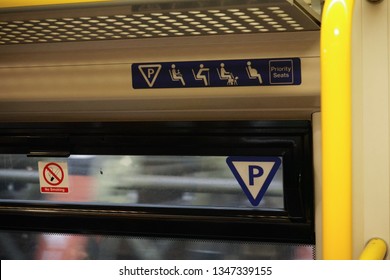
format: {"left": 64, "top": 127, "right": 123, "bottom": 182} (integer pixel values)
{"left": 0, "top": 0, "right": 389, "bottom": 259}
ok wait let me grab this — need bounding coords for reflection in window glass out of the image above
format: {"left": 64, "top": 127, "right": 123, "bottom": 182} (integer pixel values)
{"left": 0, "top": 231, "right": 314, "bottom": 260}
{"left": 0, "top": 155, "right": 283, "bottom": 209}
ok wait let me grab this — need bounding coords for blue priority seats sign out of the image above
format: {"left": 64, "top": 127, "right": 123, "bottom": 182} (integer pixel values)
{"left": 132, "top": 58, "right": 301, "bottom": 89}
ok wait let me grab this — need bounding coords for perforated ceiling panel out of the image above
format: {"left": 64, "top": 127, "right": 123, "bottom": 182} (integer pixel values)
{"left": 0, "top": 0, "right": 320, "bottom": 45}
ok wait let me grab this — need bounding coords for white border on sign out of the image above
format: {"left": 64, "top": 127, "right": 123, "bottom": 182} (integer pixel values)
{"left": 38, "top": 161, "right": 70, "bottom": 194}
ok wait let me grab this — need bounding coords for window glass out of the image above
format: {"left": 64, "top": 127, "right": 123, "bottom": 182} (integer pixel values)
{"left": 0, "top": 154, "right": 284, "bottom": 209}
{"left": 0, "top": 231, "right": 313, "bottom": 260}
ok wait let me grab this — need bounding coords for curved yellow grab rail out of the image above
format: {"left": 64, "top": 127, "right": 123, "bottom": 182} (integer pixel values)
{"left": 0, "top": 0, "right": 111, "bottom": 9}
{"left": 321, "top": 0, "right": 355, "bottom": 259}
{"left": 359, "top": 238, "right": 388, "bottom": 260}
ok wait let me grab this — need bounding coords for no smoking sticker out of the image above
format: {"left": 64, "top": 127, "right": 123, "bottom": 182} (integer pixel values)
{"left": 38, "top": 161, "right": 69, "bottom": 194}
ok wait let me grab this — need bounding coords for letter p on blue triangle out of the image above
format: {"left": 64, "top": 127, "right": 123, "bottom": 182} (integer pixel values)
{"left": 226, "top": 156, "right": 282, "bottom": 206}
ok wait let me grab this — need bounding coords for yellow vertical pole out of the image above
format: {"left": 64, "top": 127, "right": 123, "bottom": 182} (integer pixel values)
{"left": 321, "top": 0, "right": 355, "bottom": 259}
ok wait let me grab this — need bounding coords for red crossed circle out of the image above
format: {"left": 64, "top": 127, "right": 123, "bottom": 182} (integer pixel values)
{"left": 43, "top": 162, "right": 64, "bottom": 186}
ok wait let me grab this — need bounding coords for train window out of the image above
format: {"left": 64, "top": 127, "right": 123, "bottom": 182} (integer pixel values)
{"left": 0, "top": 155, "right": 284, "bottom": 209}
{"left": 0, "top": 121, "right": 314, "bottom": 258}
{"left": 0, "top": 231, "right": 314, "bottom": 260}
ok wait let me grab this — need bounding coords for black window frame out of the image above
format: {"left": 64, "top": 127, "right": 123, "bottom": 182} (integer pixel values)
{"left": 0, "top": 120, "right": 314, "bottom": 244}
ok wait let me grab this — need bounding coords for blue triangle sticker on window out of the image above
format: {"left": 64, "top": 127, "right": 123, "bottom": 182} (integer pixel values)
{"left": 226, "top": 156, "right": 282, "bottom": 206}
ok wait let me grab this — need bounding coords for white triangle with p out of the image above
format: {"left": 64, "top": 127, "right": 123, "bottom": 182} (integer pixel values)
{"left": 138, "top": 64, "right": 162, "bottom": 87}
{"left": 226, "top": 156, "right": 281, "bottom": 206}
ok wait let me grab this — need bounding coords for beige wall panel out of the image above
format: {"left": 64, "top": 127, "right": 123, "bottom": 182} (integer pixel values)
{"left": 0, "top": 32, "right": 320, "bottom": 121}
{"left": 352, "top": 0, "right": 390, "bottom": 259}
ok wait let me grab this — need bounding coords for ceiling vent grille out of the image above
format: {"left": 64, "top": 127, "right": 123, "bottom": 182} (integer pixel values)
{"left": 0, "top": 0, "right": 320, "bottom": 45}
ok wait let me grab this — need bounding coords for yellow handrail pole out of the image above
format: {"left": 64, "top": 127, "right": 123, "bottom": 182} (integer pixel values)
{"left": 0, "top": 1, "right": 111, "bottom": 9}
{"left": 359, "top": 238, "right": 388, "bottom": 260}
{"left": 321, "top": 0, "right": 355, "bottom": 259}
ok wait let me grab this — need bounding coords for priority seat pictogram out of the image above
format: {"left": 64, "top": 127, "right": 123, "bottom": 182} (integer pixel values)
{"left": 226, "top": 156, "right": 282, "bottom": 206}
